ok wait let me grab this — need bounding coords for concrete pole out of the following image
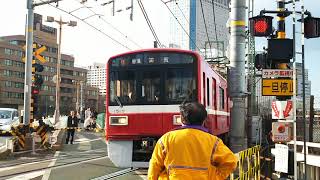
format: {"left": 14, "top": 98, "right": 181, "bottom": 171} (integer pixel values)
{"left": 229, "top": 0, "right": 247, "bottom": 152}
{"left": 23, "top": 0, "right": 34, "bottom": 125}
{"left": 54, "top": 17, "right": 62, "bottom": 124}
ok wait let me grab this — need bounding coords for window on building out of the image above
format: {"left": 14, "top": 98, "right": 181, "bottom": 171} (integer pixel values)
{"left": 5, "top": 81, "right": 12, "bottom": 87}
{"left": 4, "top": 59, "right": 13, "bottom": 66}
{"left": 9, "top": 41, "right": 18, "bottom": 45}
{"left": 15, "top": 82, "right": 24, "bottom": 88}
{"left": 4, "top": 70, "right": 11, "bottom": 76}
{"left": 42, "top": 85, "right": 49, "bottom": 91}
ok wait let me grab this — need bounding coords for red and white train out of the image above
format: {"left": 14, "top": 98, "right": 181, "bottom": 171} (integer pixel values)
{"left": 105, "top": 48, "right": 230, "bottom": 167}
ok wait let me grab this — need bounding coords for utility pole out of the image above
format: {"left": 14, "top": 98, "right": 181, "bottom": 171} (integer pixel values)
{"left": 47, "top": 16, "right": 77, "bottom": 124}
{"left": 55, "top": 17, "right": 62, "bottom": 125}
{"left": 23, "top": 0, "right": 34, "bottom": 126}
{"left": 229, "top": 0, "right": 248, "bottom": 152}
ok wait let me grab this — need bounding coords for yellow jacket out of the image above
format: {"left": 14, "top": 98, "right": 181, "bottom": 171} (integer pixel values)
{"left": 148, "top": 126, "right": 237, "bottom": 180}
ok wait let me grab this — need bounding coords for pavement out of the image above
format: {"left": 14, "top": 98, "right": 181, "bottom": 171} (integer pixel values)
{"left": 0, "top": 130, "right": 147, "bottom": 180}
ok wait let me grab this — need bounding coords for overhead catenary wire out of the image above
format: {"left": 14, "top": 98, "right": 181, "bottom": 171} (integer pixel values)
{"left": 73, "top": 0, "right": 143, "bottom": 49}
{"left": 199, "top": 0, "right": 213, "bottom": 58}
{"left": 174, "top": 0, "right": 189, "bottom": 24}
{"left": 38, "top": 0, "right": 131, "bottom": 50}
{"left": 161, "top": 0, "right": 201, "bottom": 52}
{"left": 137, "top": 0, "right": 162, "bottom": 47}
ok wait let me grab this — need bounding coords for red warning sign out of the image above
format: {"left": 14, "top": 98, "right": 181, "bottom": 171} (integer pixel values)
{"left": 271, "top": 101, "right": 293, "bottom": 120}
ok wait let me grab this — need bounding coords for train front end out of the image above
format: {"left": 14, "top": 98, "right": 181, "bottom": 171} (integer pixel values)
{"left": 106, "top": 49, "right": 198, "bottom": 167}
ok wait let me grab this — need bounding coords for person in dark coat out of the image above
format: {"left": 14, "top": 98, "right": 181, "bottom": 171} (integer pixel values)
{"left": 66, "top": 111, "right": 79, "bottom": 144}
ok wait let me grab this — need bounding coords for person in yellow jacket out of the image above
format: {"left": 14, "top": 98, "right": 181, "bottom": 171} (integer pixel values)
{"left": 148, "top": 102, "right": 237, "bottom": 180}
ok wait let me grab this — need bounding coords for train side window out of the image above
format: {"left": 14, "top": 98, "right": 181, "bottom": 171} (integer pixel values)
{"left": 207, "top": 78, "right": 210, "bottom": 106}
{"left": 212, "top": 78, "right": 217, "bottom": 110}
{"left": 203, "top": 72, "right": 206, "bottom": 106}
{"left": 219, "top": 87, "right": 225, "bottom": 110}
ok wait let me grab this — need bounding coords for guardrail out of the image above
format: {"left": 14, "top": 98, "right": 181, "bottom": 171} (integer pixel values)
{"left": 287, "top": 141, "right": 320, "bottom": 179}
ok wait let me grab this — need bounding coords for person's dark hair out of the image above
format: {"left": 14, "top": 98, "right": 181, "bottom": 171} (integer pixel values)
{"left": 179, "top": 102, "right": 207, "bottom": 125}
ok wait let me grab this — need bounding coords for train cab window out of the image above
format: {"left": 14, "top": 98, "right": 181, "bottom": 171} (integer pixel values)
{"left": 207, "top": 78, "right": 210, "bottom": 106}
{"left": 142, "top": 71, "right": 161, "bottom": 103}
{"left": 166, "top": 68, "right": 196, "bottom": 102}
{"left": 110, "top": 71, "right": 136, "bottom": 105}
{"left": 219, "top": 87, "right": 225, "bottom": 110}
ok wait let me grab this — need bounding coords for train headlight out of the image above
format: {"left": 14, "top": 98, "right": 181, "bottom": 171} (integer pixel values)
{"left": 109, "top": 116, "right": 128, "bottom": 126}
{"left": 173, "top": 115, "right": 182, "bottom": 125}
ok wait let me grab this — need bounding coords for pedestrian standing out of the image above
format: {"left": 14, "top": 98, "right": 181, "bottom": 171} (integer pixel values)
{"left": 148, "top": 102, "right": 237, "bottom": 180}
{"left": 66, "top": 111, "right": 79, "bottom": 144}
{"left": 85, "top": 107, "right": 92, "bottom": 120}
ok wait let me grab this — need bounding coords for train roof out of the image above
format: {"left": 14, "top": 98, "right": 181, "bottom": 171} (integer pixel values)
{"left": 108, "top": 48, "right": 199, "bottom": 60}
{"left": 108, "top": 48, "right": 227, "bottom": 81}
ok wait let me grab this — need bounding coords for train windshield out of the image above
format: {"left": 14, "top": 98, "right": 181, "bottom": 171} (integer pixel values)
{"left": 109, "top": 52, "right": 198, "bottom": 105}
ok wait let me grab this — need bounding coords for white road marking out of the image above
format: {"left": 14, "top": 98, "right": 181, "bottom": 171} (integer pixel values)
{"left": 42, "top": 151, "right": 60, "bottom": 180}
{"left": 6, "top": 170, "right": 46, "bottom": 180}
{"left": 73, "top": 138, "right": 102, "bottom": 144}
{"left": 1, "top": 156, "right": 108, "bottom": 179}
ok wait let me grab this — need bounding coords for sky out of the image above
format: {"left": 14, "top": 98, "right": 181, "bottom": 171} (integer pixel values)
{"left": 0, "top": 0, "right": 319, "bottom": 107}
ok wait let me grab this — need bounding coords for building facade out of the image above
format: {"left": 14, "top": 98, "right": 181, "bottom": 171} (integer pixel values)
{"left": 168, "top": 0, "right": 230, "bottom": 52}
{"left": 0, "top": 14, "right": 99, "bottom": 117}
{"left": 86, "top": 62, "right": 106, "bottom": 95}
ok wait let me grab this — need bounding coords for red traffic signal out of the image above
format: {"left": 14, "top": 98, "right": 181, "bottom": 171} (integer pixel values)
{"left": 249, "top": 16, "right": 273, "bottom": 37}
{"left": 32, "top": 87, "right": 40, "bottom": 95}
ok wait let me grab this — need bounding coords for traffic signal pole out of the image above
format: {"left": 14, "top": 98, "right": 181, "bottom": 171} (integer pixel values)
{"left": 23, "top": 0, "right": 34, "bottom": 126}
{"left": 229, "top": 0, "right": 247, "bottom": 152}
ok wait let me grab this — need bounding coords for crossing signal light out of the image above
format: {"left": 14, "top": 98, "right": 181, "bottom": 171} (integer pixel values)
{"left": 304, "top": 16, "right": 320, "bottom": 39}
{"left": 254, "top": 53, "right": 269, "bottom": 70}
{"left": 32, "top": 74, "right": 43, "bottom": 87}
{"left": 249, "top": 15, "right": 273, "bottom": 37}
{"left": 33, "top": 63, "right": 44, "bottom": 72}
{"left": 32, "top": 87, "right": 40, "bottom": 95}
{"left": 267, "top": 38, "right": 293, "bottom": 63}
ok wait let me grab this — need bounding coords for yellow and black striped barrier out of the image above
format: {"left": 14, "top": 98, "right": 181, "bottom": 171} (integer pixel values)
{"left": 34, "top": 124, "right": 50, "bottom": 147}
{"left": 10, "top": 125, "right": 27, "bottom": 150}
{"left": 1, "top": 125, "right": 104, "bottom": 150}
{"left": 230, "top": 145, "right": 261, "bottom": 180}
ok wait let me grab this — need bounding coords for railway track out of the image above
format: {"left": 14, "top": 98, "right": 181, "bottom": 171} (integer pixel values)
{"left": 0, "top": 155, "right": 111, "bottom": 179}
{"left": 91, "top": 168, "right": 148, "bottom": 180}
{"left": 0, "top": 148, "right": 107, "bottom": 168}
